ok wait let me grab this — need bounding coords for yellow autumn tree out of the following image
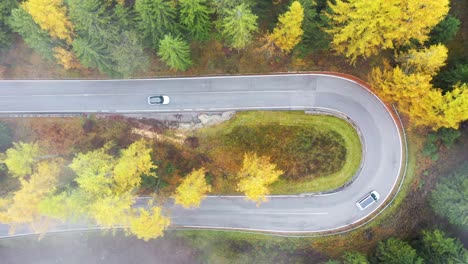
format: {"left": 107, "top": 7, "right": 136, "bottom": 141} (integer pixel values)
{"left": 327, "top": 0, "right": 449, "bottom": 64}
{"left": 0, "top": 160, "right": 62, "bottom": 234}
{"left": 69, "top": 148, "right": 115, "bottom": 197}
{"left": 3, "top": 142, "right": 41, "bottom": 178}
{"left": 370, "top": 45, "right": 468, "bottom": 129}
{"left": 174, "top": 168, "right": 211, "bottom": 208}
{"left": 398, "top": 44, "right": 448, "bottom": 75}
{"left": 53, "top": 47, "right": 81, "bottom": 70}
{"left": 236, "top": 153, "right": 283, "bottom": 205}
{"left": 267, "top": 1, "right": 304, "bottom": 53}
{"left": 113, "top": 139, "right": 157, "bottom": 194}
{"left": 129, "top": 206, "right": 170, "bottom": 241}
{"left": 21, "top": 0, "right": 74, "bottom": 44}
{"left": 89, "top": 194, "right": 134, "bottom": 228}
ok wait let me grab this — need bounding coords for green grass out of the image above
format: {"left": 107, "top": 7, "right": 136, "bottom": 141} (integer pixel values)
{"left": 195, "top": 111, "right": 362, "bottom": 194}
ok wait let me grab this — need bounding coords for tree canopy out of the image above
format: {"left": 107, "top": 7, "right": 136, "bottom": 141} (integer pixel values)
{"left": 9, "top": 7, "right": 57, "bottom": 61}
{"left": 180, "top": 0, "right": 212, "bottom": 41}
{"left": 129, "top": 206, "right": 170, "bottom": 241}
{"left": 135, "top": 0, "right": 178, "bottom": 49}
{"left": 370, "top": 44, "right": 468, "bottom": 129}
{"left": 3, "top": 142, "right": 41, "bottom": 178}
{"left": 174, "top": 168, "right": 211, "bottom": 208}
{"left": 158, "top": 34, "right": 192, "bottom": 71}
{"left": 236, "top": 152, "right": 283, "bottom": 205}
{"left": 327, "top": 0, "right": 449, "bottom": 64}
{"left": 419, "top": 229, "right": 468, "bottom": 263}
{"left": 0, "top": 122, "right": 12, "bottom": 152}
{"left": 21, "top": 0, "right": 74, "bottom": 44}
{"left": 343, "top": 251, "right": 369, "bottom": 264}
{"left": 267, "top": 1, "right": 304, "bottom": 53}
{"left": 375, "top": 238, "right": 423, "bottom": 264}
{"left": 430, "top": 165, "right": 468, "bottom": 228}
{"left": 0, "top": 0, "right": 18, "bottom": 49}
{"left": 219, "top": 3, "right": 258, "bottom": 50}
{"left": 0, "top": 160, "right": 62, "bottom": 234}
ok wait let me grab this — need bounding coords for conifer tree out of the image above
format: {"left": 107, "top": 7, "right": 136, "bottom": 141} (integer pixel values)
{"left": 0, "top": 0, "right": 18, "bottom": 49}
{"left": 9, "top": 8, "right": 56, "bottom": 60}
{"left": 267, "top": 1, "right": 304, "bottom": 53}
{"left": 158, "top": 34, "right": 192, "bottom": 71}
{"left": 135, "top": 0, "right": 178, "bottom": 49}
{"left": 327, "top": 0, "right": 449, "bottom": 64}
{"left": 219, "top": 3, "right": 258, "bottom": 50}
{"left": 179, "top": 0, "right": 212, "bottom": 41}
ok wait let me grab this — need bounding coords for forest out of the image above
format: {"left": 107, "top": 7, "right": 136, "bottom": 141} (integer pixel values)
{"left": 0, "top": 0, "right": 467, "bottom": 263}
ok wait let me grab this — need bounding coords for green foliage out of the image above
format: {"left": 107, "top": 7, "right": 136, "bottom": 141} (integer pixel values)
{"left": 433, "top": 63, "right": 468, "bottom": 91}
{"left": 430, "top": 165, "right": 468, "bottom": 228}
{"left": 419, "top": 229, "right": 468, "bottom": 263}
{"left": 68, "top": 0, "right": 147, "bottom": 77}
{"left": 3, "top": 142, "right": 40, "bottom": 178}
{"left": 375, "top": 238, "right": 423, "bottom": 264}
{"left": 135, "top": 0, "right": 178, "bottom": 49}
{"left": 8, "top": 7, "right": 56, "bottom": 60}
{"left": 343, "top": 251, "right": 369, "bottom": 264}
{"left": 219, "top": 3, "right": 258, "bottom": 49}
{"left": 429, "top": 15, "right": 461, "bottom": 45}
{"left": 158, "top": 34, "right": 192, "bottom": 71}
{"left": 68, "top": 0, "right": 117, "bottom": 43}
{"left": 0, "top": 0, "right": 18, "bottom": 49}
{"left": 437, "top": 127, "right": 462, "bottom": 147}
{"left": 296, "top": 0, "right": 330, "bottom": 55}
{"left": 109, "top": 30, "right": 148, "bottom": 78}
{"left": 210, "top": 0, "right": 254, "bottom": 15}
{"left": 0, "top": 122, "right": 12, "bottom": 152}
{"left": 422, "top": 127, "right": 461, "bottom": 161}
{"left": 113, "top": 3, "right": 136, "bottom": 31}
{"left": 179, "top": 0, "right": 212, "bottom": 41}
{"left": 72, "top": 37, "right": 115, "bottom": 76}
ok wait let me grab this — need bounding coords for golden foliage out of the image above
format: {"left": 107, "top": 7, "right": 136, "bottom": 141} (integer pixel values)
{"left": 89, "top": 194, "right": 134, "bottom": 228}
{"left": 174, "top": 168, "right": 211, "bottom": 208}
{"left": 236, "top": 153, "right": 283, "bottom": 205}
{"left": 113, "top": 139, "right": 157, "bottom": 194}
{"left": 3, "top": 142, "right": 41, "bottom": 178}
{"left": 21, "top": 0, "right": 74, "bottom": 43}
{"left": 267, "top": 1, "right": 304, "bottom": 53}
{"left": 370, "top": 46, "right": 468, "bottom": 129}
{"left": 53, "top": 47, "right": 81, "bottom": 70}
{"left": 69, "top": 148, "right": 114, "bottom": 197}
{"left": 129, "top": 207, "right": 170, "bottom": 241}
{"left": 0, "top": 160, "right": 62, "bottom": 234}
{"left": 327, "top": 0, "right": 449, "bottom": 64}
{"left": 398, "top": 44, "right": 448, "bottom": 76}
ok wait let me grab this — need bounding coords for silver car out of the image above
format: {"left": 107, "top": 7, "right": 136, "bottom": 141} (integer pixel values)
{"left": 356, "top": 191, "right": 380, "bottom": 210}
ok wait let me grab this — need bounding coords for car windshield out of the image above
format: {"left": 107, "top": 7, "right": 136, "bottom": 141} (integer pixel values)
{"left": 150, "top": 96, "right": 163, "bottom": 103}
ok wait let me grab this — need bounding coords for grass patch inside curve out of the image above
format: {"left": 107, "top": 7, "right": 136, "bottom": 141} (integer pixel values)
{"left": 194, "top": 111, "right": 362, "bottom": 194}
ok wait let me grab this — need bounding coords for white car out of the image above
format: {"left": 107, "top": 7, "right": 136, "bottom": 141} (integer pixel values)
{"left": 148, "top": 95, "right": 170, "bottom": 105}
{"left": 356, "top": 191, "right": 380, "bottom": 210}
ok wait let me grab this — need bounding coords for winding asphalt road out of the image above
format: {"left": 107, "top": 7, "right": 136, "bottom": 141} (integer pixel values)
{"left": 0, "top": 74, "right": 403, "bottom": 234}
